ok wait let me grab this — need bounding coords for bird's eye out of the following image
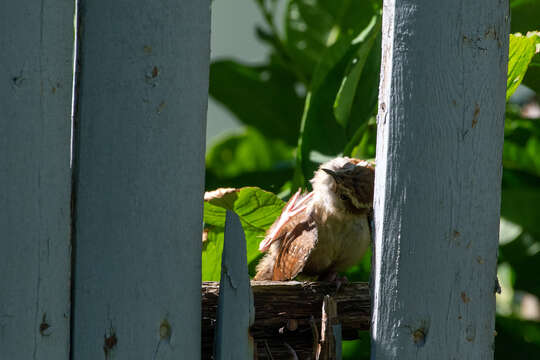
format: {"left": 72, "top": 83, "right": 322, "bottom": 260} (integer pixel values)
{"left": 340, "top": 194, "right": 350, "bottom": 201}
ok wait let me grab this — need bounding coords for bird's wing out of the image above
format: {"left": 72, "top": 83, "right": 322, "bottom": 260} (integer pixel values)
{"left": 258, "top": 189, "right": 314, "bottom": 252}
{"left": 272, "top": 212, "right": 318, "bottom": 281}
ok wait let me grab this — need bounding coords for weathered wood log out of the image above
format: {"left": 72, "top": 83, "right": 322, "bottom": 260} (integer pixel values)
{"left": 202, "top": 281, "right": 370, "bottom": 359}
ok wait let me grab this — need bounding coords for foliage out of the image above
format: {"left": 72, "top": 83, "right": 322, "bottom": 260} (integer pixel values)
{"left": 205, "top": 0, "right": 540, "bottom": 358}
{"left": 202, "top": 187, "right": 285, "bottom": 281}
{"left": 507, "top": 32, "right": 540, "bottom": 101}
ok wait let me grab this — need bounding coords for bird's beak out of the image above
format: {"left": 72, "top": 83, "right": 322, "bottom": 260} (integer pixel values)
{"left": 322, "top": 168, "right": 339, "bottom": 180}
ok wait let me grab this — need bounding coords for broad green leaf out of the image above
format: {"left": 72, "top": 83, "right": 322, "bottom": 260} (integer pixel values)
{"left": 202, "top": 187, "right": 285, "bottom": 281}
{"left": 296, "top": 19, "right": 381, "bottom": 187}
{"left": 334, "top": 17, "right": 379, "bottom": 126}
{"left": 202, "top": 226, "right": 225, "bottom": 281}
{"left": 284, "top": 0, "right": 379, "bottom": 80}
{"left": 209, "top": 60, "right": 304, "bottom": 145}
{"left": 507, "top": 32, "right": 540, "bottom": 101}
{"left": 206, "top": 127, "right": 294, "bottom": 179}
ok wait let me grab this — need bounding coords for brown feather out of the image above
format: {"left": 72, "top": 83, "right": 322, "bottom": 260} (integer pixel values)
{"left": 254, "top": 157, "right": 374, "bottom": 281}
{"left": 273, "top": 213, "right": 317, "bottom": 280}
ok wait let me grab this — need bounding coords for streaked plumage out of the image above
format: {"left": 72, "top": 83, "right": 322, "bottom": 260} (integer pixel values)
{"left": 254, "top": 157, "right": 374, "bottom": 281}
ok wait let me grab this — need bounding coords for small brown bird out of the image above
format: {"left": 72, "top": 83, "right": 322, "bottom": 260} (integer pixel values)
{"left": 254, "top": 157, "right": 375, "bottom": 281}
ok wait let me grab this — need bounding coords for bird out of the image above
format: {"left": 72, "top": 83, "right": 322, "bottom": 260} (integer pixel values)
{"left": 254, "top": 157, "right": 375, "bottom": 281}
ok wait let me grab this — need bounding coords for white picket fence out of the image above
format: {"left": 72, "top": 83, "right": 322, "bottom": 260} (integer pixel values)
{"left": 0, "top": 0, "right": 508, "bottom": 359}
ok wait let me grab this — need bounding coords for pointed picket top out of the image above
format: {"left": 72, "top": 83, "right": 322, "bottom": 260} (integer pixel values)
{"left": 214, "top": 210, "right": 255, "bottom": 359}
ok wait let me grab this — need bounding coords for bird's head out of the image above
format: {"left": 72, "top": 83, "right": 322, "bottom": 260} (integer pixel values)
{"left": 310, "top": 157, "right": 375, "bottom": 216}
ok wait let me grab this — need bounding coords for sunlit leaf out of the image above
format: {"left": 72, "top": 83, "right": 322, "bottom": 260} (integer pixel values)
{"left": 507, "top": 32, "right": 540, "bottom": 101}
{"left": 296, "top": 20, "right": 381, "bottom": 187}
{"left": 334, "top": 17, "right": 379, "bottom": 127}
{"left": 202, "top": 187, "right": 285, "bottom": 281}
{"left": 202, "top": 226, "right": 225, "bottom": 281}
{"left": 284, "top": 0, "right": 379, "bottom": 80}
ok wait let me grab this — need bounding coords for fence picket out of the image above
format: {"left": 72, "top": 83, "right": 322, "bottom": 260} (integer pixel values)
{"left": 71, "top": 1, "right": 210, "bottom": 358}
{"left": 0, "top": 1, "right": 74, "bottom": 358}
{"left": 372, "top": 0, "right": 509, "bottom": 358}
{"left": 214, "top": 210, "right": 255, "bottom": 360}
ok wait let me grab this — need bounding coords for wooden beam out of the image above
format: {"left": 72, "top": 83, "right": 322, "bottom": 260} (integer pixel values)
{"left": 202, "top": 281, "right": 370, "bottom": 359}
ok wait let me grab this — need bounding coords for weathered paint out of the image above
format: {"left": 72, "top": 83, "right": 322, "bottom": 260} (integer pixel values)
{"left": 0, "top": 0, "right": 74, "bottom": 358}
{"left": 372, "top": 0, "right": 509, "bottom": 359}
{"left": 214, "top": 211, "right": 255, "bottom": 360}
{"left": 71, "top": 1, "right": 210, "bottom": 358}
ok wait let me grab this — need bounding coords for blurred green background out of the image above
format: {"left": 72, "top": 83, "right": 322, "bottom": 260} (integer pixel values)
{"left": 205, "top": 0, "right": 540, "bottom": 358}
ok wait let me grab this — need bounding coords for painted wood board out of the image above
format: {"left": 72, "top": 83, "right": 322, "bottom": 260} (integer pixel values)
{"left": 0, "top": 0, "right": 75, "bottom": 358}
{"left": 372, "top": 0, "right": 509, "bottom": 358}
{"left": 71, "top": 1, "right": 210, "bottom": 358}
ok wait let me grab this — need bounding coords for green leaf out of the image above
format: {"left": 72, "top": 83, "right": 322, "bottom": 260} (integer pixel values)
{"left": 284, "top": 0, "right": 379, "bottom": 80}
{"left": 295, "top": 19, "right": 381, "bottom": 186}
{"left": 202, "top": 226, "right": 225, "bottom": 281}
{"left": 202, "top": 187, "right": 285, "bottom": 281}
{"left": 205, "top": 127, "right": 295, "bottom": 192}
{"left": 333, "top": 17, "right": 379, "bottom": 127}
{"left": 206, "top": 127, "right": 294, "bottom": 179}
{"left": 209, "top": 60, "right": 304, "bottom": 145}
{"left": 507, "top": 32, "right": 540, "bottom": 101}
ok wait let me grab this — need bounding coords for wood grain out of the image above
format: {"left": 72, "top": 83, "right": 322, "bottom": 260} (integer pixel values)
{"left": 203, "top": 281, "right": 370, "bottom": 359}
